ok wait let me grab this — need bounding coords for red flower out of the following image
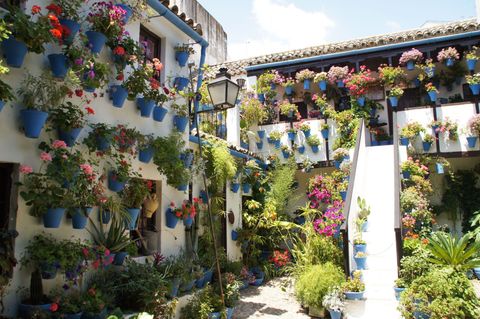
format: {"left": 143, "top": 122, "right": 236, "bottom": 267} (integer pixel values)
{"left": 48, "top": 14, "right": 60, "bottom": 27}
{"left": 49, "top": 303, "right": 59, "bottom": 312}
{"left": 31, "top": 5, "right": 41, "bottom": 14}
{"left": 46, "top": 4, "right": 62, "bottom": 16}
{"left": 93, "top": 93, "right": 98, "bottom": 98}
{"left": 92, "top": 260, "right": 100, "bottom": 270}
{"left": 163, "top": 87, "right": 170, "bottom": 95}
{"left": 113, "top": 46, "right": 126, "bottom": 56}
{"left": 86, "top": 107, "right": 95, "bottom": 115}
{"left": 75, "top": 89, "right": 83, "bottom": 97}
{"left": 67, "top": 90, "right": 73, "bottom": 98}
{"left": 116, "top": 73, "right": 124, "bottom": 81}
{"left": 50, "top": 28, "right": 62, "bottom": 39}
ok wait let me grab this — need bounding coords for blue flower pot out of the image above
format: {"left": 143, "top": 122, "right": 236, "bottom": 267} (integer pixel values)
{"left": 168, "top": 278, "right": 180, "bottom": 298}
{"left": 43, "top": 208, "right": 65, "bottom": 228}
{"left": 256, "top": 142, "right": 263, "bottom": 150}
{"left": 470, "top": 84, "right": 480, "bottom": 95}
{"left": 288, "top": 132, "right": 296, "bottom": 140}
{"left": 406, "top": 60, "right": 415, "bottom": 70}
{"left": 58, "top": 127, "right": 83, "bottom": 147}
{"left": 400, "top": 137, "right": 410, "bottom": 146}
{"left": 100, "top": 211, "right": 111, "bottom": 224}
{"left": 329, "top": 310, "right": 341, "bottom": 319}
{"left": 86, "top": 31, "right": 107, "bottom": 54}
{"left": 231, "top": 183, "right": 240, "bottom": 193}
{"left": 428, "top": 91, "right": 437, "bottom": 102}
{"left": 467, "top": 59, "right": 477, "bottom": 71}
{"left": 362, "top": 220, "right": 369, "bottom": 232}
{"left": 139, "top": 147, "right": 154, "bottom": 163}
{"left": 250, "top": 270, "right": 265, "bottom": 286}
{"left": 40, "top": 261, "right": 58, "bottom": 279}
{"left": 48, "top": 54, "right": 69, "bottom": 78}
{"left": 435, "top": 163, "right": 444, "bottom": 174}
{"left": 195, "top": 274, "right": 206, "bottom": 289}
{"left": 274, "top": 140, "right": 281, "bottom": 149}
{"left": 340, "top": 191, "right": 347, "bottom": 201}
{"left": 311, "top": 145, "right": 319, "bottom": 153}
{"left": 166, "top": 208, "right": 179, "bottom": 229}
{"left": 84, "top": 86, "right": 96, "bottom": 93}
{"left": 422, "top": 141, "right": 432, "bottom": 152}
{"left": 402, "top": 170, "right": 411, "bottom": 179}
{"left": 96, "top": 137, "right": 110, "bottom": 152}
{"left": 242, "top": 183, "right": 251, "bottom": 193}
{"left": 231, "top": 230, "right": 238, "bottom": 241}
{"left": 258, "top": 93, "right": 265, "bottom": 103}
{"left": 0, "top": 100, "right": 5, "bottom": 112}
{"left": 345, "top": 291, "right": 364, "bottom": 300}
{"left": 116, "top": 3, "right": 133, "bottom": 23}
{"left": 204, "top": 269, "right": 213, "bottom": 283}
{"left": 333, "top": 160, "right": 341, "bottom": 169}
{"left": 241, "top": 141, "right": 249, "bottom": 149}
{"left": 216, "top": 124, "right": 227, "bottom": 138}
{"left": 257, "top": 130, "right": 265, "bottom": 139}
{"left": 180, "top": 152, "right": 194, "bottom": 168}
{"left": 297, "top": 145, "right": 305, "bottom": 154}
{"left": 303, "top": 79, "right": 311, "bottom": 90}
{"left": 108, "top": 171, "right": 126, "bottom": 192}
{"left": 285, "top": 86, "right": 293, "bottom": 95}
{"left": 288, "top": 110, "right": 294, "bottom": 118}
{"left": 153, "top": 106, "right": 168, "bottom": 122}
{"left": 337, "top": 80, "right": 344, "bottom": 88}
{"left": 71, "top": 207, "right": 92, "bottom": 230}
{"left": 467, "top": 136, "right": 478, "bottom": 148}
{"left": 270, "top": 83, "right": 276, "bottom": 90}
{"left": 175, "top": 51, "right": 189, "bottom": 67}
{"left": 137, "top": 97, "right": 155, "bottom": 117}
{"left": 1, "top": 37, "right": 27, "bottom": 68}
{"left": 18, "top": 303, "right": 52, "bottom": 319}
{"left": 354, "top": 244, "right": 366, "bottom": 253}
{"left": 20, "top": 109, "right": 48, "bottom": 139}
{"left": 394, "top": 287, "right": 405, "bottom": 301}
{"left": 240, "top": 280, "right": 249, "bottom": 290}
{"left": 267, "top": 137, "right": 273, "bottom": 144}
{"left": 321, "top": 129, "right": 329, "bottom": 139}
{"left": 177, "top": 184, "right": 188, "bottom": 191}
{"left": 126, "top": 208, "right": 140, "bottom": 230}
{"left": 357, "top": 96, "right": 366, "bottom": 106}
{"left": 209, "top": 312, "right": 221, "bottom": 319}
{"left": 59, "top": 19, "right": 80, "bottom": 44}
{"left": 113, "top": 251, "right": 128, "bottom": 266}
{"left": 227, "top": 307, "right": 234, "bottom": 319}
{"left": 175, "top": 77, "right": 190, "bottom": 91}
{"left": 425, "top": 67, "right": 435, "bottom": 78}
{"left": 413, "top": 78, "right": 421, "bottom": 87}
{"left": 174, "top": 115, "right": 188, "bottom": 132}
{"left": 389, "top": 96, "right": 398, "bottom": 108}
{"left": 473, "top": 267, "right": 480, "bottom": 279}
{"left": 200, "top": 190, "right": 208, "bottom": 203}
{"left": 303, "top": 129, "right": 311, "bottom": 138}
{"left": 180, "top": 279, "right": 195, "bottom": 292}
{"left": 282, "top": 150, "right": 290, "bottom": 159}
{"left": 111, "top": 85, "right": 128, "bottom": 108}
{"left": 445, "top": 58, "right": 454, "bottom": 67}
{"left": 318, "top": 80, "right": 327, "bottom": 91}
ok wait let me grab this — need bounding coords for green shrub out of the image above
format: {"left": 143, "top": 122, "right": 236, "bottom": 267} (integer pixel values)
{"left": 398, "top": 245, "right": 433, "bottom": 287}
{"left": 399, "top": 268, "right": 480, "bottom": 319}
{"left": 295, "top": 263, "right": 345, "bottom": 309}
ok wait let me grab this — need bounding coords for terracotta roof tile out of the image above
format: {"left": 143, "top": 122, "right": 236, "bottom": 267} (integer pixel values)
{"left": 158, "top": 0, "right": 203, "bottom": 36}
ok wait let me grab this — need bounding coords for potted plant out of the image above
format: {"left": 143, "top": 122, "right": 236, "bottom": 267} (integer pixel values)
{"left": 332, "top": 148, "right": 349, "bottom": 168}
{"left": 281, "top": 145, "right": 292, "bottom": 159}
{"left": 344, "top": 65, "right": 374, "bottom": 106}
{"left": 437, "top": 47, "right": 460, "bottom": 67}
{"left": 307, "top": 136, "right": 321, "bottom": 153}
{"left": 278, "top": 100, "right": 298, "bottom": 118}
{"left": 268, "top": 130, "right": 283, "bottom": 149}
{"left": 137, "top": 134, "right": 155, "bottom": 163}
{"left": 399, "top": 48, "right": 424, "bottom": 70}
{"left": 86, "top": 2, "right": 126, "bottom": 54}
{"left": 171, "top": 101, "right": 189, "bottom": 132}
{"left": 439, "top": 118, "right": 459, "bottom": 141}
{"left": 425, "top": 82, "right": 439, "bottom": 102}
{"left": 393, "top": 278, "right": 406, "bottom": 301}
{"left": 327, "top": 66, "right": 349, "bottom": 87}
{"left": 139, "top": 70, "right": 167, "bottom": 118}
{"left": 174, "top": 43, "right": 195, "bottom": 67}
{"left": 107, "top": 155, "right": 132, "bottom": 192}
{"left": 353, "top": 238, "right": 366, "bottom": 254}
{"left": 465, "top": 46, "right": 478, "bottom": 71}
{"left": 52, "top": 0, "right": 86, "bottom": 43}
{"left": 342, "top": 271, "right": 365, "bottom": 300}
{"left": 21, "top": 234, "right": 62, "bottom": 280}
{"left": 295, "top": 69, "right": 315, "bottom": 90}
{"left": 0, "top": 64, "right": 14, "bottom": 110}
{"left": 239, "top": 96, "right": 268, "bottom": 130}
{"left": 281, "top": 77, "right": 295, "bottom": 95}
{"left": 422, "top": 134, "right": 435, "bottom": 152}
{"left": 354, "top": 251, "right": 367, "bottom": 270}
{"left": 378, "top": 64, "right": 406, "bottom": 87}
{"left": 108, "top": 33, "right": 145, "bottom": 78}
{"left": 18, "top": 269, "right": 52, "bottom": 318}
{"left": 16, "top": 72, "right": 73, "bottom": 139}
{"left": 400, "top": 158, "right": 428, "bottom": 180}
{"left": 400, "top": 122, "right": 425, "bottom": 145}
{"left": 467, "top": 114, "right": 480, "bottom": 148}
{"left": 54, "top": 290, "right": 85, "bottom": 319}
{"left": 120, "top": 178, "right": 152, "bottom": 230}
{"left": 81, "top": 58, "right": 110, "bottom": 92}
{"left": 466, "top": 73, "right": 480, "bottom": 96}
{"left": 320, "top": 123, "right": 329, "bottom": 139}
{"left": 297, "top": 122, "right": 311, "bottom": 137}
{"left": 81, "top": 287, "right": 108, "bottom": 319}
{"left": 49, "top": 102, "right": 89, "bottom": 147}
{"left": 314, "top": 72, "right": 328, "bottom": 91}
{"left": 357, "top": 197, "right": 370, "bottom": 231}
{"left": 322, "top": 288, "right": 345, "bottom": 319}
{"left": 84, "top": 123, "right": 116, "bottom": 152}
{"left": 286, "top": 127, "right": 297, "bottom": 141}
{"left": 115, "top": 0, "right": 148, "bottom": 23}
{"left": 388, "top": 86, "right": 404, "bottom": 108}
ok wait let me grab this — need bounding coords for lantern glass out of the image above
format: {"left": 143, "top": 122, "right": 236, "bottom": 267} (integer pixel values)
{"left": 206, "top": 68, "right": 240, "bottom": 110}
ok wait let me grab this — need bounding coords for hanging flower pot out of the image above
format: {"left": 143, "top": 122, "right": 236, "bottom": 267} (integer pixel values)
{"left": 336, "top": 80, "right": 345, "bottom": 88}
{"left": 435, "top": 163, "right": 444, "bottom": 174}
{"left": 445, "top": 58, "right": 454, "bottom": 67}
{"left": 285, "top": 86, "right": 293, "bottom": 95}
{"left": 108, "top": 171, "right": 127, "bottom": 192}
{"left": 303, "top": 79, "right": 311, "bottom": 90}
{"left": 174, "top": 115, "right": 188, "bottom": 132}
{"left": 287, "top": 132, "right": 296, "bottom": 140}
{"left": 85, "top": 31, "right": 107, "bottom": 54}
{"left": 83, "top": 86, "right": 96, "bottom": 93}
{"left": 402, "top": 170, "right": 411, "bottom": 179}
{"left": 318, "top": 80, "right": 327, "bottom": 91}
{"left": 470, "top": 84, "right": 480, "bottom": 95}
{"left": 43, "top": 208, "right": 65, "bottom": 228}
{"left": 302, "top": 129, "right": 311, "bottom": 138}
{"left": 71, "top": 207, "right": 93, "bottom": 230}
{"left": 388, "top": 96, "right": 399, "bottom": 108}
{"left": 40, "top": 261, "right": 58, "bottom": 279}
{"left": 422, "top": 141, "right": 432, "bottom": 152}
{"left": 174, "top": 77, "right": 190, "bottom": 91}
{"left": 467, "top": 59, "right": 477, "bottom": 71}
{"left": 126, "top": 208, "right": 140, "bottom": 230}
{"left": 110, "top": 85, "right": 129, "bottom": 108}
{"left": 297, "top": 145, "right": 305, "bottom": 154}
{"left": 183, "top": 216, "right": 194, "bottom": 228}
{"left": 166, "top": 208, "right": 179, "bottom": 229}
{"left": 58, "top": 127, "right": 83, "bottom": 147}
{"left": 175, "top": 51, "right": 189, "bottom": 67}
{"left": 428, "top": 91, "right": 437, "bottom": 102}
{"left": 116, "top": 3, "right": 133, "bottom": 23}
{"left": 282, "top": 150, "right": 290, "bottom": 159}
{"left": 230, "top": 183, "right": 240, "bottom": 193}
{"left": 59, "top": 19, "right": 81, "bottom": 44}
{"left": 287, "top": 110, "right": 294, "bottom": 118}
{"left": 258, "top": 93, "right": 265, "bottom": 103}
{"left": 153, "top": 106, "right": 168, "bottom": 122}
{"left": 400, "top": 137, "right": 410, "bottom": 146}
{"left": 177, "top": 184, "right": 188, "bottom": 191}
{"left": 340, "top": 191, "right": 347, "bottom": 201}
{"left": 240, "top": 140, "right": 249, "bottom": 149}
{"left": 467, "top": 136, "right": 478, "bottom": 148}
{"left": 354, "top": 243, "right": 367, "bottom": 253}
{"left": 256, "top": 141, "right": 263, "bottom": 150}
{"left": 406, "top": 60, "right": 415, "bottom": 70}
{"left": 344, "top": 291, "right": 364, "bottom": 300}
{"left": 20, "top": 109, "right": 48, "bottom": 139}
{"left": 394, "top": 287, "right": 406, "bottom": 301}
{"left": 137, "top": 97, "right": 155, "bottom": 117}
{"left": 311, "top": 145, "right": 319, "bottom": 153}
{"left": 321, "top": 129, "right": 329, "bottom": 139}
{"left": 242, "top": 183, "right": 251, "bottom": 193}
{"left": 257, "top": 130, "right": 265, "bottom": 139}
{"left": 354, "top": 256, "right": 367, "bottom": 270}
{"left": 180, "top": 152, "right": 194, "bottom": 168}
{"left": 333, "top": 160, "right": 341, "bottom": 169}
{"left": 356, "top": 96, "right": 366, "bottom": 107}
{"left": 274, "top": 140, "right": 281, "bottom": 149}
{"left": 328, "top": 310, "right": 341, "bottom": 319}
{"left": 216, "top": 124, "right": 227, "bottom": 138}
{"left": 199, "top": 190, "right": 208, "bottom": 203}
{"left": 113, "top": 251, "right": 128, "bottom": 266}
{"left": 48, "top": 54, "right": 70, "bottom": 79}
{"left": 139, "top": 147, "right": 154, "bottom": 163}
{"left": 231, "top": 230, "right": 238, "bottom": 241}
{"left": 96, "top": 136, "right": 110, "bottom": 152}
{"left": 1, "top": 37, "right": 28, "bottom": 68}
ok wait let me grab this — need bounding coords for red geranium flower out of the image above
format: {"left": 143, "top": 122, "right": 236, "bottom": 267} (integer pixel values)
{"left": 113, "top": 46, "right": 126, "bottom": 56}
{"left": 116, "top": 73, "right": 124, "bottom": 81}
{"left": 46, "top": 4, "right": 62, "bottom": 16}
{"left": 86, "top": 107, "right": 95, "bottom": 115}
{"left": 75, "top": 89, "right": 83, "bottom": 97}
{"left": 50, "top": 28, "right": 62, "bottom": 39}
{"left": 49, "top": 303, "right": 59, "bottom": 312}
{"left": 31, "top": 5, "right": 41, "bottom": 14}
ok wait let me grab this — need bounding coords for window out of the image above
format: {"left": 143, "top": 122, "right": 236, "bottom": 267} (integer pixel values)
{"left": 139, "top": 26, "right": 162, "bottom": 78}
{"left": 390, "top": 87, "right": 422, "bottom": 110}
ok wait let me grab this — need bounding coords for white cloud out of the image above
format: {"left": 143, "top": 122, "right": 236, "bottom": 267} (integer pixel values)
{"left": 228, "top": 0, "right": 334, "bottom": 60}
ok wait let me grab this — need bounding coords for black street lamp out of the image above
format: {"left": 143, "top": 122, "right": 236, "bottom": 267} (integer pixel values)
{"left": 206, "top": 67, "right": 240, "bottom": 112}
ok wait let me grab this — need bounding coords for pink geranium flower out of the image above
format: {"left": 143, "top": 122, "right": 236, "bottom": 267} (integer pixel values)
{"left": 40, "top": 152, "right": 52, "bottom": 162}
{"left": 20, "top": 165, "right": 33, "bottom": 174}
{"left": 80, "top": 164, "right": 94, "bottom": 175}
{"left": 52, "top": 140, "right": 67, "bottom": 149}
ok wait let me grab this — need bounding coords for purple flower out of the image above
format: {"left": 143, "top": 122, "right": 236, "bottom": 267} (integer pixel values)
{"left": 74, "top": 58, "right": 83, "bottom": 65}
{"left": 88, "top": 70, "right": 95, "bottom": 79}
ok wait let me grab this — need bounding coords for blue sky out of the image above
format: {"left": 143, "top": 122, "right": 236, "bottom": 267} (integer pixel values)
{"left": 197, "top": 0, "right": 476, "bottom": 61}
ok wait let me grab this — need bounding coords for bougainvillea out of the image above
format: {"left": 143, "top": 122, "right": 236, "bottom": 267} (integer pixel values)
{"left": 313, "top": 201, "right": 345, "bottom": 237}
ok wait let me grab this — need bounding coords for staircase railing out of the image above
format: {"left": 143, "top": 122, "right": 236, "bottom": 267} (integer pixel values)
{"left": 392, "top": 112, "right": 403, "bottom": 271}
{"left": 341, "top": 118, "right": 366, "bottom": 277}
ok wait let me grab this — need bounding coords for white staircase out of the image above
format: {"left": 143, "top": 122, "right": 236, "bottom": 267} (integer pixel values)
{"left": 345, "top": 144, "right": 401, "bottom": 319}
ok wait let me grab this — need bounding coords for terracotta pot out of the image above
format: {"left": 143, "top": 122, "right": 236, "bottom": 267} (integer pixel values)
{"left": 143, "top": 194, "right": 159, "bottom": 218}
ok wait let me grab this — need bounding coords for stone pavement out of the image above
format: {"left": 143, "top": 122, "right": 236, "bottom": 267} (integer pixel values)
{"left": 232, "top": 277, "right": 310, "bottom": 319}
